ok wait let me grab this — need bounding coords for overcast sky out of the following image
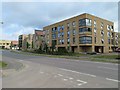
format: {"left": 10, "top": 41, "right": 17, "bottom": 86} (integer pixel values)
{"left": 1, "top": 1, "right": 119, "bottom": 40}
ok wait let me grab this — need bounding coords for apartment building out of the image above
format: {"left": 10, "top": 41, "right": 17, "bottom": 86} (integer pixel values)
{"left": 18, "top": 34, "right": 28, "bottom": 50}
{"left": 0, "top": 40, "right": 11, "bottom": 49}
{"left": 43, "top": 13, "right": 118, "bottom": 53}
{"left": 33, "top": 30, "right": 45, "bottom": 50}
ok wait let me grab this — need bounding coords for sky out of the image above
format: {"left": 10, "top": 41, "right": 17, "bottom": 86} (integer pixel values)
{"left": 1, "top": 0, "right": 119, "bottom": 40}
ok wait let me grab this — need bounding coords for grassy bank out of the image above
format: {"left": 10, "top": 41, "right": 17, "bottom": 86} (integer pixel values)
{"left": 0, "top": 61, "right": 7, "bottom": 68}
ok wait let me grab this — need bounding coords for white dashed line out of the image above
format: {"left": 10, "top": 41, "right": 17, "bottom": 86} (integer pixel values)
{"left": 98, "top": 66, "right": 118, "bottom": 70}
{"left": 76, "top": 79, "right": 87, "bottom": 84}
{"left": 40, "top": 72, "right": 44, "bottom": 74}
{"left": 57, "top": 74, "right": 63, "bottom": 76}
{"left": 77, "top": 83, "right": 82, "bottom": 86}
{"left": 19, "top": 60, "right": 23, "bottom": 61}
{"left": 63, "top": 79, "right": 68, "bottom": 81}
{"left": 69, "top": 77, "right": 73, "bottom": 80}
{"left": 59, "top": 68, "right": 96, "bottom": 77}
{"left": 106, "top": 78, "right": 120, "bottom": 82}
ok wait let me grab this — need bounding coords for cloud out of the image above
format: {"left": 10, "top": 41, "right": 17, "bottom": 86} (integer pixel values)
{"left": 2, "top": 2, "right": 118, "bottom": 40}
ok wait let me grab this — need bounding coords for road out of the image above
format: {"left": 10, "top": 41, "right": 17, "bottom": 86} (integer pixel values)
{"left": 1, "top": 50, "right": 119, "bottom": 88}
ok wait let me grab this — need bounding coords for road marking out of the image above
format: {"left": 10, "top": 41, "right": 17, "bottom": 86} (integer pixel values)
{"left": 106, "top": 78, "right": 120, "bottom": 82}
{"left": 76, "top": 79, "right": 87, "bottom": 84}
{"left": 69, "top": 77, "right": 73, "bottom": 80}
{"left": 98, "top": 66, "right": 118, "bottom": 70}
{"left": 19, "top": 60, "right": 23, "bottom": 61}
{"left": 77, "top": 83, "right": 82, "bottom": 86}
{"left": 57, "top": 74, "right": 63, "bottom": 76}
{"left": 59, "top": 68, "right": 96, "bottom": 77}
{"left": 63, "top": 79, "right": 68, "bottom": 81}
{"left": 40, "top": 71, "right": 44, "bottom": 74}
{"left": 76, "top": 60, "right": 118, "bottom": 66}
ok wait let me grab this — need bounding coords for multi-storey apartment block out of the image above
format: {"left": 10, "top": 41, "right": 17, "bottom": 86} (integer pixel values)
{"left": 18, "top": 34, "right": 28, "bottom": 50}
{"left": 33, "top": 30, "right": 44, "bottom": 49}
{"left": 43, "top": 13, "right": 118, "bottom": 53}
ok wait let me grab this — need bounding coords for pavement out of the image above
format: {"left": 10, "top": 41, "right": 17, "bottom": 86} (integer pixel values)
{"left": 1, "top": 50, "right": 119, "bottom": 88}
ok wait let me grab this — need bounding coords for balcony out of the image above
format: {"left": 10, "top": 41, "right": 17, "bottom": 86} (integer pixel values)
{"left": 79, "top": 32, "right": 92, "bottom": 35}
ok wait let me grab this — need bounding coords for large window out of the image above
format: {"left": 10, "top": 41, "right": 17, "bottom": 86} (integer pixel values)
{"left": 79, "top": 36, "right": 92, "bottom": 44}
{"left": 52, "top": 34, "right": 56, "bottom": 39}
{"left": 79, "top": 27, "right": 92, "bottom": 33}
{"left": 79, "top": 18, "right": 92, "bottom": 26}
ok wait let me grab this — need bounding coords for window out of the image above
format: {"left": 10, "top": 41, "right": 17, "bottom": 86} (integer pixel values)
{"left": 94, "top": 20, "right": 97, "bottom": 27}
{"left": 62, "top": 39, "right": 64, "bottom": 44}
{"left": 79, "top": 27, "right": 92, "bottom": 33}
{"left": 72, "top": 21, "right": 76, "bottom": 26}
{"left": 52, "top": 27, "right": 57, "bottom": 32}
{"left": 101, "top": 22, "right": 104, "bottom": 29}
{"left": 79, "top": 18, "right": 92, "bottom": 26}
{"left": 101, "top": 39, "right": 104, "bottom": 44}
{"left": 67, "top": 31, "right": 70, "bottom": 37}
{"left": 67, "top": 23, "right": 70, "bottom": 27}
{"left": 111, "top": 25, "right": 114, "bottom": 31}
{"left": 107, "top": 32, "right": 111, "bottom": 37}
{"left": 94, "top": 37, "right": 96, "bottom": 44}
{"left": 61, "top": 32, "right": 64, "bottom": 37}
{"left": 107, "top": 25, "right": 111, "bottom": 30}
{"left": 79, "top": 36, "right": 92, "bottom": 44}
{"left": 7, "top": 43, "right": 9, "bottom": 45}
{"left": 94, "top": 28, "right": 97, "bottom": 36}
{"left": 86, "top": 19, "right": 92, "bottom": 26}
{"left": 61, "top": 25, "right": 64, "bottom": 30}
{"left": 111, "top": 33, "right": 114, "bottom": 38}
{"left": 58, "top": 39, "right": 61, "bottom": 45}
{"left": 52, "top": 34, "right": 56, "bottom": 39}
{"left": 73, "top": 29, "right": 76, "bottom": 35}
{"left": 58, "top": 33, "right": 61, "bottom": 38}
{"left": 58, "top": 26, "right": 61, "bottom": 32}
{"left": 73, "top": 37, "right": 75, "bottom": 44}
{"left": 67, "top": 38, "right": 70, "bottom": 44}
{"left": 101, "top": 30, "right": 104, "bottom": 36}
{"left": 108, "top": 39, "right": 110, "bottom": 44}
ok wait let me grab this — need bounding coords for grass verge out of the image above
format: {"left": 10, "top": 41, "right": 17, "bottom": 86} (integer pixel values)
{"left": 11, "top": 50, "right": 119, "bottom": 64}
{"left": 0, "top": 61, "right": 7, "bottom": 68}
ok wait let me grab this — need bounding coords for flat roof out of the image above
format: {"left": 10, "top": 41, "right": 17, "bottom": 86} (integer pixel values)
{"left": 43, "top": 13, "right": 114, "bottom": 28}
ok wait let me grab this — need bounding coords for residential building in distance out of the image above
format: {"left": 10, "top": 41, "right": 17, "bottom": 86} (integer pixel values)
{"left": 0, "top": 40, "right": 11, "bottom": 49}
{"left": 11, "top": 41, "right": 19, "bottom": 50}
{"left": 43, "top": 13, "right": 118, "bottom": 53}
{"left": 33, "top": 30, "right": 45, "bottom": 50}
{"left": 18, "top": 34, "right": 28, "bottom": 50}
{"left": 24, "top": 34, "right": 33, "bottom": 50}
